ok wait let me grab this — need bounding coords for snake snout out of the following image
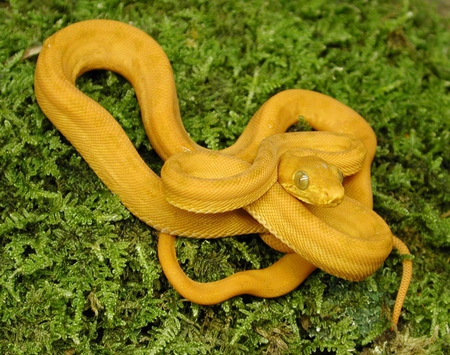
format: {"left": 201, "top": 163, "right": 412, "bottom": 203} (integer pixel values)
{"left": 322, "top": 188, "right": 345, "bottom": 207}
{"left": 309, "top": 185, "right": 345, "bottom": 207}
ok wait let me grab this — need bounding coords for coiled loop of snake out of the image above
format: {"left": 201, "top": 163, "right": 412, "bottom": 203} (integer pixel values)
{"left": 161, "top": 132, "right": 366, "bottom": 213}
{"left": 34, "top": 19, "right": 412, "bottom": 326}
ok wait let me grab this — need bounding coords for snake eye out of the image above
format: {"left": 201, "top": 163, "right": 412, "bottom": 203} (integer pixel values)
{"left": 294, "top": 171, "right": 309, "bottom": 190}
{"left": 338, "top": 169, "right": 344, "bottom": 183}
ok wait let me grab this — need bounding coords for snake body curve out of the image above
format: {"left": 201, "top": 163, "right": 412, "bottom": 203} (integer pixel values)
{"left": 34, "top": 20, "right": 412, "bottom": 326}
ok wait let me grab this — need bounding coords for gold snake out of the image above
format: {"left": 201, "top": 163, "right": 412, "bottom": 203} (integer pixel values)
{"left": 34, "top": 19, "right": 412, "bottom": 327}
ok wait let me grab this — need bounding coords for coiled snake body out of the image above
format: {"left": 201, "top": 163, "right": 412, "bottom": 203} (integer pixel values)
{"left": 34, "top": 20, "right": 412, "bottom": 327}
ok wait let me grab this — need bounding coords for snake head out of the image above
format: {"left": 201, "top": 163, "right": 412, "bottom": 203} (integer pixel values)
{"left": 278, "top": 153, "right": 345, "bottom": 207}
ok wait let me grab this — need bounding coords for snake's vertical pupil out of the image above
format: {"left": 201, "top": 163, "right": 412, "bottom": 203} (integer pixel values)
{"left": 294, "top": 171, "right": 309, "bottom": 190}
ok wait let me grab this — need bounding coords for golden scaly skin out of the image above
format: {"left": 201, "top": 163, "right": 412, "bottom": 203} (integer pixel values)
{"left": 34, "top": 19, "right": 412, "bottom": 327}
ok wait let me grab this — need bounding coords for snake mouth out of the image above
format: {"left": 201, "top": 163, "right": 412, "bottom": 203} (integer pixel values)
{"left": 320, "top": 193, "right": 345, "bottom": 207}
{"left": 281, "top": 182, "right": 345, "bottom": 207}
{"left": 304, "top": 197, "right": 344, "bottom": 208}
{"left": 307, "top": 185, "right": 345, "bottom": 207}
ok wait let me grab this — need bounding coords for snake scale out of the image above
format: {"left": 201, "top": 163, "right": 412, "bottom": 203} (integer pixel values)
{"left": 34, "top": 19, "right": 412, "bottom": 327}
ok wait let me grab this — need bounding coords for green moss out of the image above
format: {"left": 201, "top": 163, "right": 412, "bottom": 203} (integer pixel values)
{"left": 1, "top": 0, "right": 449, "bottom": 353}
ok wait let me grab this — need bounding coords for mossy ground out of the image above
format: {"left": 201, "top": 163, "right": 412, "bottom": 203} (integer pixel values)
{"left": 1, "top": 0, "right": 449, "bottom": 354}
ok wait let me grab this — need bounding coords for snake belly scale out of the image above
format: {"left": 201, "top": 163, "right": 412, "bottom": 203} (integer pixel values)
{"left": 34, "top": 19, "right": 412, "bottom": 327}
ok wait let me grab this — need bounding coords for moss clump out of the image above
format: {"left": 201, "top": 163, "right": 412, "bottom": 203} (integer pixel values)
{"left": 1, "top": 0, "right": 449, "bottom": 354}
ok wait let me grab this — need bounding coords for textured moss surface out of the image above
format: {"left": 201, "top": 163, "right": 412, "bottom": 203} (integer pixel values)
{"left": 1, "top": 0, "right": 449, "bottom": 354}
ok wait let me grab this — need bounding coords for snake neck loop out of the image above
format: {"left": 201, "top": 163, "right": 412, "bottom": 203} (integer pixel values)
{"left": 161, "top": 131, "right": 367, "bottom": 213}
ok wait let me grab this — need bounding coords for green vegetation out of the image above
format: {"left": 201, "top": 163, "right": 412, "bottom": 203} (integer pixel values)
{"left": 1, "top": 0, "right": 449, "bottom": 353}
